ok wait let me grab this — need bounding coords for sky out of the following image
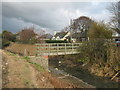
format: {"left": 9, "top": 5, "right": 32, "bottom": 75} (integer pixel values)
{"left": 1, "top": 0, "right": 114, "bottom": 34}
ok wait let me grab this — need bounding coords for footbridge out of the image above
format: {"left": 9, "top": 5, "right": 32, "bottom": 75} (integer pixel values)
{"left": 34, "top": 43, "right": 81, "bottom": 70}
{"left": 36, "top": 43, "right": 81, "bottom": 56}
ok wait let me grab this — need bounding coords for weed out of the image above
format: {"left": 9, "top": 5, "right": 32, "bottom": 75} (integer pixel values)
{"left": 23, "top": 56, "right": 30, "bottom": 61}
{"left": 7, "top": 52, "right": 16, "bottom": 56}
{"left": 77, "top": 57, "right": 88, "bottom": 63}
{"left": 23, "top": 56, "right": 45, "bottom": 72}
{"left": 33, "top": 63, "right": 45, "bottom": 72}
{"left": 24, "top": 79, "right": 30, "bottom": 86}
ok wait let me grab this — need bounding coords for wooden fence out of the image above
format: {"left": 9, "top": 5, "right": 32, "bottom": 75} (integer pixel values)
{"left": 36, "top": 43, "right": 81, "bottom": 56}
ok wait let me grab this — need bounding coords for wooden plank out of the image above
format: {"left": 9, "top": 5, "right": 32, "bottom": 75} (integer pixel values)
{"left": 36, "top": 43, "right": 81, "bottom": 56}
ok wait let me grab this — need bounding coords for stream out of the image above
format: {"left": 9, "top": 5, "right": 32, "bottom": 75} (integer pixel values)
{"left": 49, "top": 58, "right": 119, "bottom": 88}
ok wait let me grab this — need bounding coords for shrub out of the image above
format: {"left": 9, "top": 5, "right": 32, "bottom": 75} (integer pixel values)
{"left": 107, "top": 45, "right": 120, "bottom": 70}
{"left": 45, "top": 40, "right": 68, "bottom": 43}
{"left": 1, "top": 30, "right": 16, "bottom": 48}
{"left": 78, "top": 39, "right": 109, "bottom": 64}
{"left": 78, "top": 22, "right": 113, "bottom": 65}
{"left": 2, "top": 39, "right": 11, "bottom": 48}
{"left": 23, "top": 56, "right": 30, "bottom": 61}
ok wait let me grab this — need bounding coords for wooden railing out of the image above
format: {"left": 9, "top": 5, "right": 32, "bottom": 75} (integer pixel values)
{"left": 36, "top": 43, "right": 81, "bottom": 56}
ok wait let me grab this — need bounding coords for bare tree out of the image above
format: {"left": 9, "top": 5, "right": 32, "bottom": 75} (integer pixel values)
{"left": 70, "top": 16, "right": 94, "bottom": 33}
{"left": 37, "top": 29, "right": 46, "bottom": 43}
{"left": 108, "top": 1, "right": 120, "bottom": 33}
{"left": 18, "top": 27, "right": 36, "bottom": 44}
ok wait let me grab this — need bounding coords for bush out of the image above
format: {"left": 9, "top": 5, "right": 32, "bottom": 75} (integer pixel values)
{"left": 77, "top": 22, "right": 113, "bottom": 65}
{"left": 107, "top": 45, "right": 120, "bottom": 70}
{"left": 78, "top": 39, "right": 109, "bottom": 64}
{"left": 78, "top": 39, "right": 120, "bottom": 71}
{"left": 2, "top": 30, "right": 16, "bottom": 42}
{"left": 45, "top": 40, "right": 68, "bottom": 43}
{"left": 1, "top": 30, "right": 16, "bottom": 48}
{"left": 2, "top": 39, "right": 11, "bottom": 48}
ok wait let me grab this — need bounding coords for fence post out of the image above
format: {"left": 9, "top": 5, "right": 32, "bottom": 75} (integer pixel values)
{"left": 72, "top": 43, "right": 73, "bottom": 54}
{"left": 38, "top": 44, "right": 42, "bottom": 56}
{"left": 24, "top": 48, "right": 27, "bottom": 56}
{"left": 57, "top": 43, "right": 59, "bottom": 55}
{"left": 65, "top": 43, "right": 66, "bottom": 54}
{"left": 49, "top": 44, "right": 50, "bottom": 55}
{"left": 36, "top": 44, "right": 38, "bottom": 56}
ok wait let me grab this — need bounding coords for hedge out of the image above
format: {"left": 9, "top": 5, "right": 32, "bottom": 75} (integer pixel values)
{"left": 45, "top": 40, "right": 68, "bottom": 43}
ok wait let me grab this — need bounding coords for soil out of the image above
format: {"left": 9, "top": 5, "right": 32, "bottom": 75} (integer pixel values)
{"left": 1, "top": 50, "right": 78, "bottom": 88}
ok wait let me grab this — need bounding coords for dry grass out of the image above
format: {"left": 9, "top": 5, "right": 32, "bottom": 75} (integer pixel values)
{"left": 5, "top": 43, "right": 36, "bottom": 56}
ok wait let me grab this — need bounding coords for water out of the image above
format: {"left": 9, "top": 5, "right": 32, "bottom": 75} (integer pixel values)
{"left": 49, "top": 60, "right": 119, "bottom": 88}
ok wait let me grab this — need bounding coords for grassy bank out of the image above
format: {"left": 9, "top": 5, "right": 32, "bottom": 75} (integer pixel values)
{"left": 5, "top": 43, "right": 36, "bottom": 56}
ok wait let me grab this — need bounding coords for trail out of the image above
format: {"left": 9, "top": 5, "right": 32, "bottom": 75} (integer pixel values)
{"left": 2, "top": 50, "right": 54, "bottom": 88}
{"left": 1, "top": 50, "right": 79, "bottom": 88}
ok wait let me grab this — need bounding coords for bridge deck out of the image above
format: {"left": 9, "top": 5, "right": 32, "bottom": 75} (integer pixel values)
{"left": 36, "top": 43, "right": 81, "bottom": 56}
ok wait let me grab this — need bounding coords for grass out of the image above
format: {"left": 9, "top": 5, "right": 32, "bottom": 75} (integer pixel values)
{"left": 7, "top": 51, "right": 16, "bottom": 56}
{"left": 7, "top": 51, "right": 45, "bottom": 72}
{"left": 32, "top": 63, "right": 45, "bottom": 72}
{"left": 23, "top": 56, "right": 45, "bottom": 72}
{"left": 29, "top": 61, "right": 45, "bottom": 72}
{"left": 23, "top": 56, "right": 30, "bottom": 61}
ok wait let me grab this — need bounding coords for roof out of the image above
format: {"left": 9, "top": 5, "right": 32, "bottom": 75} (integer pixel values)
{"left": 72, "top": 32, "right": 87, "bottom": 38}
{"left": 54, "top": 32, "right": 68, "bottom": 38}
{"left": 73, "top": 16, "right": 91, "bottom": 22}
{"left": 41, "top": 34, "right": 53, "bottom": 39}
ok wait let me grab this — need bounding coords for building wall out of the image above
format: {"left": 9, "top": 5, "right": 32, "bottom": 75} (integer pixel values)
{"left": 62, "top": 32, "right": 71, "bottom": 40}
{"left": 52, "top": 32, "right": 71, "bottom": 41}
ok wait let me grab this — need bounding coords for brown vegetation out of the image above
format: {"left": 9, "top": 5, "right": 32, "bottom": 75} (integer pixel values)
{"left": 5, "top": 43, "right": 36, "bottom": 56}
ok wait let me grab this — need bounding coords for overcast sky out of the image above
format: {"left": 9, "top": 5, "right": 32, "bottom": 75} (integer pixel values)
{"left": 1, "top": 1, "right": 112, "bottom": 34}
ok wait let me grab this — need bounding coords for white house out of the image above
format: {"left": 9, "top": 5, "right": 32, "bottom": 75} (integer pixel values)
{"left": 52, "top": 31, "right": 71, "bottom": 41}
{"left": 112, "top": 30, "right": 120, "bottom": 41}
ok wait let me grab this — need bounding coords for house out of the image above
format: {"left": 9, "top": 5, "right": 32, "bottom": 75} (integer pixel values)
{"left": 112, "top": 30, "right": 120, "bottom": 41}
{"left": 40, "top": 34, "right": 53, "bottom": 40}
{"left": 52, "top": 31, "right": 71, "bottom": 41}
{"left": 51, "top": 30, "right": 89, "bottom": 43}
{"left": 71, "top": 31, "right": 88, "bottom": 42}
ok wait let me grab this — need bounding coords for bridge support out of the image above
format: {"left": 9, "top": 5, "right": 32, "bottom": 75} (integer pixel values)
{"left": 37, "top": 55, "right": 48, "bottom": 70}
{"left": 30, "top": 55, "right": 49, "bottom": 70}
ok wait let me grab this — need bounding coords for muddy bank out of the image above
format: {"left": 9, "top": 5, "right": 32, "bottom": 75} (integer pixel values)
{"left": 49, "top": 55, "right": 119, "bottom": 88}
{"left": 49, "top": 67, "right": 95, "bottom": 88}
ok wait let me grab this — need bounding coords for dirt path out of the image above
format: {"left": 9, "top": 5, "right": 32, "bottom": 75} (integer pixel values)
{"left": 2, "top": 50, "right": 54, "bottom": 88}
{"left": 2, "top": 50, "right": 78, "bottom": 88}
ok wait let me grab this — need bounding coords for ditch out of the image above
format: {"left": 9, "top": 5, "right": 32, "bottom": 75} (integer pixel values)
{"left": 49, "top": 55, "right": 119, "bottom": 88}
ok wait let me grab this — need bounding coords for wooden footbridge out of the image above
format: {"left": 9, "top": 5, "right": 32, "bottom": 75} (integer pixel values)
{"left": 36, "top": 43, "right": 81, "bottom": 56}
{"left": 35, "top": 43, "right": 81, "bottom": 69}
